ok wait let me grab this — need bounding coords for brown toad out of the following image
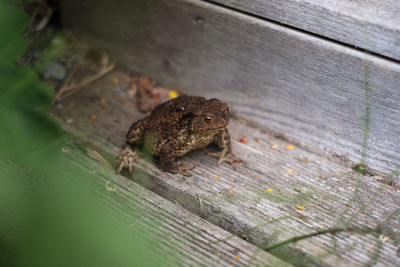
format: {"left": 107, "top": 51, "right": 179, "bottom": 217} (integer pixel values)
{"left": 116, "top": 95, "right": 241, "bottom": 176}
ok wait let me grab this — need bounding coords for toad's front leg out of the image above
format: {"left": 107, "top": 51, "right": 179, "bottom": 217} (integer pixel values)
{"left": 208, "top": 128, "right": 242, "bottom": 170}
{"left": 116, "top": 118, "right": 147, "bottom": 177}
{"left": 116, "top": 144, "right": 140, "bottom": 177}
{"left": 160, "top": 143, "right": 195, "bottom": 176}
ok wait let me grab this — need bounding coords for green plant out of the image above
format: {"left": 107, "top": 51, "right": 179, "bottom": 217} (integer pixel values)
{"left": 0, "top": 4, "right": 164, "bottom": 266}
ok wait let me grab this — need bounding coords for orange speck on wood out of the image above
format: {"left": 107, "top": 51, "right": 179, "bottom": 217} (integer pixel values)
{"left": 112, "top": 76, "right": 120, "bottom": 84}
{"left": 239, "top": 137, "right": 248, "bottom": 144}
{"left": 382, "top": 184, "right": 399, "bottom": 190}
{"left": 235, "top": 254, "right": 240, "bottom": 260}
{"left": 100, "top": 98, "right": 107, "bottom": 105}
{"left": 296, "top": 205, "right": 305, "bottom": 210}
{"left": 91, "top": 114, "right": 97, "bottom": 121}
{"left": 285, "top": 168, "right": 295, "bottom": 174}
{"left": 285, "top": 145, "right": 294, "bottom": 150}
{"left": 124, "top": 76, "right": 132, "bottom": 83}
{"left": 215, "top": 176, "right": 220, "bottom": 180}
{"left": 228, "top": 189, "right": 234, "bottom": 195}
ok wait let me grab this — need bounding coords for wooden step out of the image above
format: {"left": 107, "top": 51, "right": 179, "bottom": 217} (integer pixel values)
{"left": 211, "top": 0, "right": 400, "bottom": 60}
{"left": 59, "top": 0, "right": 400, "bottom": 177}
{"left": 61, "top": 146, "right": 290, "bottom": 266}
{"left": 53, "top": 68, "right": 400, "bottom": 266}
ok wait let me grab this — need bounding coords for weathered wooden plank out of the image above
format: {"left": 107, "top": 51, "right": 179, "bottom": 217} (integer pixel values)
{"left": 59, "top": 0, "right": 400, "bottom": 177}
{"left": 211, "top": 0, "right": 400, "bottom": 61}
{"left": 52, "top": 68, "right": 400, "bottom": 266}
{"left": 0, "top": 142, "right": 288, "bottom": 266}
{"left": 60, "top": 146, "right": 290, "bottom": 267}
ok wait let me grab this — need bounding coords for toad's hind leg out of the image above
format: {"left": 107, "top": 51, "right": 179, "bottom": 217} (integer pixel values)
{"left": 160, "top": 143, "right": 194, "bottom": 176}
{"left": 208, "top": 128, "right": 242, "bottom": 170}
{"left": 116, "top": 144, "right": 140, "bottom": 177}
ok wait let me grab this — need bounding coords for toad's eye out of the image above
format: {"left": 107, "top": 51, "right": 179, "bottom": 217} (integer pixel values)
{"left": 204, "top": 116, "right": 213, "bottom": 123}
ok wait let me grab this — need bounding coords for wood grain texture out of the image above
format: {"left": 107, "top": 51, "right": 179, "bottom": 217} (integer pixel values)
{"left": 0, "top": 149, "right": 288, "bottom": 266}
{"left": 210, "top": 0, "right": 400, "bottom": 61}
{"left": 59, "top": 0, "right": 400, "bottom": 178}
{"left": 52, "top": 68, "right": 400, "bottom": 266}
{"left": 59, "top": 147, "right": 290, "bottom": 267}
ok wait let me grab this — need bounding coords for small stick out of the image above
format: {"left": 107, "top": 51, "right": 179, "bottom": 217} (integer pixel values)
{"left": 54, "top": 53, "right": 115, "bottom": 102}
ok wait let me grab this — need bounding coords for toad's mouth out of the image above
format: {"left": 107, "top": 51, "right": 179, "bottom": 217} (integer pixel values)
{"left": 196, "top": 125, "right": 228, "bottom": 132}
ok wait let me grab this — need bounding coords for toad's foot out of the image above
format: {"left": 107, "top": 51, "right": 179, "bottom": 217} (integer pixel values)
{"left": 116, "top": 145, "right": 140, "bottom": 177}
{"left": 208, "top": 151, "right": 242, "bottom": 171}
{"left": 168, "top": 161, "right": 195, "bottom": 176}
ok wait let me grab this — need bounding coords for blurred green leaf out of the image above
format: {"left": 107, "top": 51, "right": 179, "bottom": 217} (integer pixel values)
{"left": 0, "top": 4, "right": 28, "bottom": 64}
{"left": 0, "top": 4, "right": 165, "bottom": 267}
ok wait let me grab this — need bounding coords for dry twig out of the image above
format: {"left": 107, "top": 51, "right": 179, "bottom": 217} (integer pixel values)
{"left": 54, "top": 53, "right": 115, "bottom": 103}
{"left": 28, "top": 0, "right": 53, "bottom": 32}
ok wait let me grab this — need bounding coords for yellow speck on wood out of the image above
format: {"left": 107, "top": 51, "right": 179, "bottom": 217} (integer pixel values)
{"left": 168, "top": 90, "right": 179, "bottom": 99}
{"left": 253, "top": 137, "right": 259, "bottom": 142}
{"left": 113, "top": 76, "right": 120, "bottom": 84}
{"left": 285, "top": 168, "right": 295, "bottom": 174}
{"left": 91, "top": 114, "right": 97, "bottom": 121}
{"left": 235, "top": 254, "right": 240, "bottom": 260}
{"left": 228, "top": 189, "right": 234, "bottom": 195}
{"left": 215, "top": 176, "right": 220, "bottom": 180}
{"left": 264, "top": 188, "right": 274, "bottom": 192}
{"left": 285, "top": 144, "right": 294, "bottom": 150}
{"left": 296, "top": 205, "right": 305, "bottom": 210}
